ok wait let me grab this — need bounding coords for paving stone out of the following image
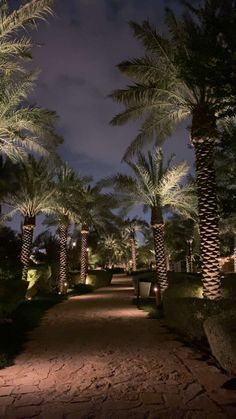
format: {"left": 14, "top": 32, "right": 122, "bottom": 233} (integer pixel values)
{"left": 0, "top": 395, "right": 14, "bottom": 406}
{"left": 182, "top": 382, "right": 204, "bottom": 404}
{"left": 141, "top": 391, "right": 164, "bottom": 405}
{"left": 13, "top": 393, "right": 44, "bottom": 407}
{"left": 163, "top": 391, "right": 182, "bottom": 408}
{"left": 103, "top": 399, "right": 142, "bottom": 410}
{"left": 40, "top": 404, "right": 64, "bottom": 418}
{"left": 186, "top": 393, "right": 220, "bottom": 412}
{"left": 13, "top": 385, "right": 39, "bottom": 395}
{"left": 0, "top": 386, "right": 14, "bottom": 396}
{"left": 5, "top": 405, "right": 41, "bottom": 419}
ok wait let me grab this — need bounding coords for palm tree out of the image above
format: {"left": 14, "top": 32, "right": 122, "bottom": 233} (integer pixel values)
{"left": 98, "top": 233, "right": 127, "bottom": 269}
{"left": 122, "top": 217, "right": 148, "bottom": 271}
{"left": 165, "top": 214, "right": 199, "bottom": 273}
{"left": 76, "top": 184, "right": 118, "bottom": 283}
{"left": 3, "top": 156, "right": 55, "bottom": 280}
{"left": 104, "top": 147, "right": 196, "bottom": 295}
{"left": 109, "top": 4, "right": 236, "bottom": 298}
{"left": 47, "top": 166, "right": 90, "bottom": 293}
{"left": 0, "top": 0, "right": 53, "bottom": 74}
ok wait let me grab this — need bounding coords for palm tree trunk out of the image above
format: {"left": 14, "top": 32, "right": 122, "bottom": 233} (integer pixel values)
{"left": 21, "top": 216, "right": 35, "bottom": 281}
{"left": 151, "top": 206, "right": 168, "bottom": 295}
{"left": 58, "top": 223, "right": 68, "bottom": 294}
{"left": 80, "top": 224, "right": 89, "bottom": 283}
{"left": 130, "top": 236, "right": 137, "bottom": 271}
{"left": 192, "top": 108, "right": 221, "bottom": 299}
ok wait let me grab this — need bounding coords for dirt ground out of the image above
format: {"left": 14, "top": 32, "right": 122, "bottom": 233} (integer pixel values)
{"left": 0, "top": 275, "right": 236, "bottom": 419}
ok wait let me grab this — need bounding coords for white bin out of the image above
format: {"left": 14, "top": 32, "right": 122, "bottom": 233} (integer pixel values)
{"left": 139, "top": 281, "right": 151, "bottom": 298}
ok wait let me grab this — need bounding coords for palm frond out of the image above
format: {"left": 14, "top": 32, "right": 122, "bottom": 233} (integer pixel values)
{"left": 0, "top": 0, "right": 53, "bottom": 39}
{"left": 129, "top": 20, "right": 175, "bottom": 69}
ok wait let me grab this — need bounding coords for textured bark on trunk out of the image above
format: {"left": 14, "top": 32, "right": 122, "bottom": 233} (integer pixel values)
{"left": 151, "top": 206, "right": 168, "bottom": 294}
{"left": 130, "top": 236, "right": 137, "bottom": 271}
{"left": 58, "top": 223, "right": 68, "bottom": 294}
{"left": 21, "top": 217, "right": 35, "bottom": 281}
{"left": 192, "top": 107, "right": 221, "bottom": 299}
{"left": 80, "top": 224, "right": 89, "bottom": 284}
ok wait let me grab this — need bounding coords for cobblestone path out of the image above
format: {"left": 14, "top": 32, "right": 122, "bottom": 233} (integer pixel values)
{"left": 0, "top": 275, "right": 236, "bottom": 418}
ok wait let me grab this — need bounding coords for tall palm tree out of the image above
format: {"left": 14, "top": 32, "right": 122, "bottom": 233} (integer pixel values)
{"left": 76, "top": 184, "right": 118, "bottom": 283}
{"left": 109, "top": 3, "right": 236, "bottom": 298}
{"left": 0, "top": 0, "right": 53, "bottom": 74}
{"left": 3, "top": 156, "right": 55, "bottom": 280}
{"left": 122, "top": 217, "right": 148, "bottom": 271}
{"left": 47, "top": 166, "right": 90, "bottom": 293}
{"left": 104, "top": 148, "right": 196, "bottom": 295}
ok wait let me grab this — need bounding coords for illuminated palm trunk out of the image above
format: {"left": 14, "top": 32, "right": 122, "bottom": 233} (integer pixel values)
{"left": 58, "top": 223, "right": 68, "bottom": 294}
{"left": 21, "top": 216, "right": 35, "bottom": 281}
{"left": 151, "top": 206, "right": 168, "bottom": 295}
{"left": 130, "top": 235, "right": 137, "bottom": 271}
{"left": 80, "top": 223, "right": 89, "bottom": 283}
{"left": 192, "top": 107, "right": 221, "bottom": 299}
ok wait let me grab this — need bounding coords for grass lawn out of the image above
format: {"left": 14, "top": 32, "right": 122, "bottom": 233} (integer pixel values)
{"left": 0, "top": 295, "right": 64, "bottom": 370}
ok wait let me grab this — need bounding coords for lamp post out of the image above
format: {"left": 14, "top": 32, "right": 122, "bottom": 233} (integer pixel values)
{"left": 186, "top": 238, "right": 193, "bottom": 273}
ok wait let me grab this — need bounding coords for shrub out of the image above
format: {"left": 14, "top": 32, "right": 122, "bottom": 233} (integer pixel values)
{"left": 26, "top": 264, "right": 52, "bottom": 299}
{"left": 204, "top": 309, "right": 236, "bottom": 374}
{"left": 163, "top": 296, "right": 236, "bottom": 341}
{"left": 0, "top": 280, "right": 28, "bottom": 320}
{"left": 0, "top": 260, "right": 22, "bottom": 281}
{"left": 164, "top": 272, "right": 236, "bottom": 299}
{"left": 86, "top": 269, "right": 113, "bottom": 289}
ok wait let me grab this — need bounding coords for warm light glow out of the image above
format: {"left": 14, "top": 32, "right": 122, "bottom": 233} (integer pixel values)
{"left": 154, "top": 287, "right": 158, "bottom": 293}
{"left": 72, "top": 241, "right": 76, "bottom": 248}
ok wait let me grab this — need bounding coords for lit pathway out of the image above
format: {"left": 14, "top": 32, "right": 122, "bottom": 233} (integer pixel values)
{"left": 0, "top": 275, "right": 236, "bottom": 418}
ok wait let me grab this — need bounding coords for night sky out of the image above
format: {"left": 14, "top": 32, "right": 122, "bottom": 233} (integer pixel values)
{"left": 30, "top": 0, "right": 195, "bottom": 179}
{"left": 9, "top": 0, "right": 197, "bottom": 234}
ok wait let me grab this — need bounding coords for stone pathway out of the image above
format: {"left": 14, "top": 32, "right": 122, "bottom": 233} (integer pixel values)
{"left": 0, "top": 275, "right": 236, "bottom": 418}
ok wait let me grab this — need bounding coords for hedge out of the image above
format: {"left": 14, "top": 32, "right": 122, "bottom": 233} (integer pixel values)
{"left": 163, "top": 273, "right": 236, "bottom": 341}
{"left": 85, "top": 269, "right": 113, "bottom": 289}
{"left": 0, "top": 280, "right": 28, "bottom": 320}
{"left": 163, "top": 296, "right": 236, "bottom": 340}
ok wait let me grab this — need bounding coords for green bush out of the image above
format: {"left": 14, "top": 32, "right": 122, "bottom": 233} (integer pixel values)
{"left": 0, "top": 280, "right": 28, "bottom": 319}
{"left": 26, "top": 264, "right": 52, "bottom": 299}
{"left": 204, "top": 309, "right": 236, "bottom": 374}
{"left": 164, "top": 272, "right": 236, "bottom": 299}
{"left": 163, "top": 296, "right": 236, "bottom": 341}
{"left": 0, "top": 260, "right": 22, "bottom": 281}
{"left": 86, "top": 269, "right": 113, "bottom": 289}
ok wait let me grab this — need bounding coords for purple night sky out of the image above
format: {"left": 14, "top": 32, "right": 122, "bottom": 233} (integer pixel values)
{"left": 30, "top": 0, "right": 195, "bottom": 179}
{"left": 9, "top": 0, "right": 197, "bottom": 234}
